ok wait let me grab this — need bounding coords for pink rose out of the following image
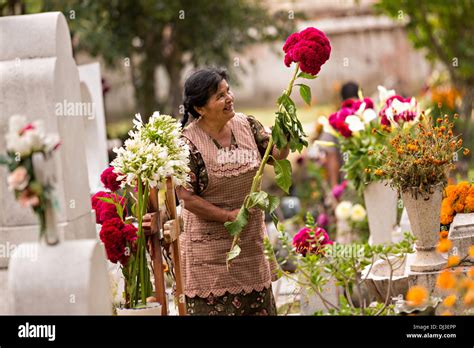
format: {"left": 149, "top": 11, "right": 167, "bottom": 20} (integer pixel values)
{"left": 7, "top": 166, "right": 30, "bottom": 191}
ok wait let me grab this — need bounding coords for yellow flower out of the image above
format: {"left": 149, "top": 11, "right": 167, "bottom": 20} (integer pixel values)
{"left": 442, "top": 294, "right": 456, "bottom": 307}
{"left": 406, "top": 286, "right": 428, "bottom": 306}
{"left": 374, "top": 169, "right": 384, "bottom": 176}
{"left": 447, "top": 255, "right": 460, "bottom": 267}
{"left": 436, "top": 270, "right": 456, "bottom": 290}
{"left": 469, "top": 245, "right": 474, "bottom": 258}
{"left": 436, "top": 238, "right": 452, "bottom": 253}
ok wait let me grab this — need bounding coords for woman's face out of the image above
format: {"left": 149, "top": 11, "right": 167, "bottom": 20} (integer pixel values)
{"left": 197, "top": 79, "right": 235, "bottom": 124}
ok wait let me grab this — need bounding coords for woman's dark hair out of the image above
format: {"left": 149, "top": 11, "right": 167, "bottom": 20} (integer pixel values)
{"left": 341, "top": 81, "right": 359, "bottom": 101}
{"left": 181, "top": 67, "right": 229, "bottom": 127}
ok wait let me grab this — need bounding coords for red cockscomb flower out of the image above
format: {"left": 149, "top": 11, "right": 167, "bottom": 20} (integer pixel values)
{"left": 99, "top": 217, "right": 137, "bottom": 264}
{"left": 100, "top": 166, "right": 122, "bottom": 192}
{"left": 283, "top": 27, "right": 331, "bottom": 76}
{"left": 91, "top": 191, "right": 126, "bottom": 224}
{"left": 293, "top": 226, "right": 333, "bottom": 256}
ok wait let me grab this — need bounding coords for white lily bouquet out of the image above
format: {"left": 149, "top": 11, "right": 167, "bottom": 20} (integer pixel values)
{"left": 110, "top": 112, "right": 189, "bottom": 308}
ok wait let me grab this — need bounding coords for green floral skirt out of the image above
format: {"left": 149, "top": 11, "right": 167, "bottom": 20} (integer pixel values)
{"left": 185, "top": 286, "right": 277, "bottom": 316}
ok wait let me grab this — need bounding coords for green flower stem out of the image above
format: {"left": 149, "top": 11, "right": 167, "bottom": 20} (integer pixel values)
{"left": 136, "top": 178, "right": 149, "bottom": 306}
{"left": 228, "top": 63, "right": 300, "bottom": 257}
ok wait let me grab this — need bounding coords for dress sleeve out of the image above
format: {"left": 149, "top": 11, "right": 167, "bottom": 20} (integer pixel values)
{"left": 246, "top": 115, "right": 271, "bottom": 159}
{"left": 181, "top": 137, "right": 208, "bottom": 195}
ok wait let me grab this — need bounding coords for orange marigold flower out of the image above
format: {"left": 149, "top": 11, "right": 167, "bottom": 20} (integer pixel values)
{"left": 464, "top": 148, "right": 470, "bottom": 156}
{"left": 436, "top": 270, "right": 456, "bottom": 290}
{"left": 468, "top": 267, "right": 474, "bottom": 278}
{"left": 464, "top": 289, "right": 474, "bottom": 306}
{"left": 466, "top": 189, "right": 474, "bottom": 212}
{"left": 406, "top": 286, "right": 428, "bottom": 306}
{"left": 439, "top": 231, "right": 449, "bottom": 239}
{"left": 407, "top": 144, "right": 419, "bottom": 152}
{"left": 440, "top": 310, "right": 453, "bottom": 316}
{"left": 470, "top": 245, "right": 474, "bottom": 258}
{"left": 442, "top": 294, "right": 456, "bottom": 307}
{"left": 460, "top": 278, "right": 474, "bottom": 290}
{"left": 447, "top": 255, "right": 460, "bottom": 267}
{"left": 374, "top": 169, "right": 384, "bottom": 176}
{"left": 437, "top": 118, "right": 443, "bottom": 124}
{"left": 437, "top": 238, "right": 452, "bottom": 253}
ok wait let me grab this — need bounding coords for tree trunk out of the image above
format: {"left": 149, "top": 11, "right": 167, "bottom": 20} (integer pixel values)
{"left": 131, "top": 54, "right": 159, "bottom": 123}
{"left": 165, "top": 61, "right": 184, "bottom": 118}
{"left": 461, "top": 85, "right": 474, "bottom": 123}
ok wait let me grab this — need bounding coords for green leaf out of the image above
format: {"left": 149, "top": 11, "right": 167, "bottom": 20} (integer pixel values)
{"left": 297, "top": 84, "right": 312, "bottom": 106}
{"left": 0, "top": 155, "right": 11, "bottom": 166}
{"left": 273, "top": 158, "right": 292, "bottom": 194}
{"left": 297, "top": 71, "right": 317, "bottom": 79}
{"left": 267, "top": 194, "right": 280, "bottom": 213}
{"left": 224, "top": 206, "right": 249, "bottom": 237}
{"left": 270, "top": 212, "right": 279, "bottom": 230}
{"left": 271, "top": 118, "right": 287, "bottom": 149}
{"left": 226, "top": 244, "right": 241, "bottom": 264}
{"left": 247, "top": 191, "right": 268, "bottom": 210}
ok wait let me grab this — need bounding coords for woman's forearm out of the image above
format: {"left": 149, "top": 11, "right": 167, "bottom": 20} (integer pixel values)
{"left": 177, "top": 189, "right": 233, "bottom": 223}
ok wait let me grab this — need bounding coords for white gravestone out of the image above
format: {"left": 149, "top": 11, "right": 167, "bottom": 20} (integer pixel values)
{"left": 448, "top": 213, "right": 474, "bottom": 261}
{"left": 0, "top": 12, "right": 96, "bottom": 268}
{"left": 8, "top": 239, "right": 112, "bottom": 314}
{"left": 78, "top": 63, "right": 109, "bottom": 194}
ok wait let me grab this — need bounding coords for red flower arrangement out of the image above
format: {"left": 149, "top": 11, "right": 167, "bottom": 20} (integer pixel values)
{"left": 99, "top": 217, "right": 137, "bottom": 264}
{"left": 91, "top": 191, "right": 126, "bottom": 224}
{"left": 283, "top": 27, "right": 331, "bottom": 76}
{"left": 293, "top": 226, "right": 333, "bottom": 256}
{"left": 342, "top": 97, "right": 374, "bottom": 111}
{"left": 328, "top": 107, "right": 354, "bottom": 138}
{"left": 100, "top": 166, "right": 122, "bottom": 192}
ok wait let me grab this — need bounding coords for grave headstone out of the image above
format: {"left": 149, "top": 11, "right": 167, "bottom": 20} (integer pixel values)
{"left": 0, "top": 12, "right": 96, "bottom": 268}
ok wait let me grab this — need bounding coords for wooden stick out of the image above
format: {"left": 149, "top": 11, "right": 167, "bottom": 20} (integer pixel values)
{"left": 151, "top": 192, "right": 168, "bottom": 316}
{"left": 165, "top": 177, "right": 186, "bottom": 316}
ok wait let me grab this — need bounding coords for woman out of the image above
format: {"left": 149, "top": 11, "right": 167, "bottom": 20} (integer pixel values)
{"left": 175, "top": 67, "right": 289, "bottom": 316}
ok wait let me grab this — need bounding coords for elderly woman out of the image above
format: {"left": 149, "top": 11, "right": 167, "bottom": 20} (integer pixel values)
{"left": 174, "top": 67, "right": 289, "bottom": 316}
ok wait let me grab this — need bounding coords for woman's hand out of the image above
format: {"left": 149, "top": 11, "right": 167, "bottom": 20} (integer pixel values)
{"left": 226, "top": 208, "right": 240, "bottom": 222}
{"left": 142, "top": 212, "right": 155, "bottom": 232}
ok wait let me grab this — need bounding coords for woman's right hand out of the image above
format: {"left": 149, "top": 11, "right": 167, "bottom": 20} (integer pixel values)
{"left": 226, "top": 209, "right": 240, "bottom": 222}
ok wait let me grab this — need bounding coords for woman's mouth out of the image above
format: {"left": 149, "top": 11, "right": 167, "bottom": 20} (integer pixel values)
{"left": 224, "top": 104, "right": 234, "bottom": 112}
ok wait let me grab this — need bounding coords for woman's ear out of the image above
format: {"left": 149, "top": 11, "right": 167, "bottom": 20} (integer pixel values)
{"left": 194, "top": 105, "right": 204, "bottom": 117}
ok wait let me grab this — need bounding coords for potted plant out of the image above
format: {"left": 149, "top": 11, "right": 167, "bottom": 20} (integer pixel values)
{"left": 375, "top": 113, "right": 468, "bottom": 272}
{"left": 266, "top": 212, "right": 416, "bottom": 315}
{"left": 317, "top": 86, "right": 424, "bottom": 245}
{"left": 97, "top": 112, "right": 189, "bottom": 314}
{"left": 0, "top": 115, "right": 61, "bottom": 245}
